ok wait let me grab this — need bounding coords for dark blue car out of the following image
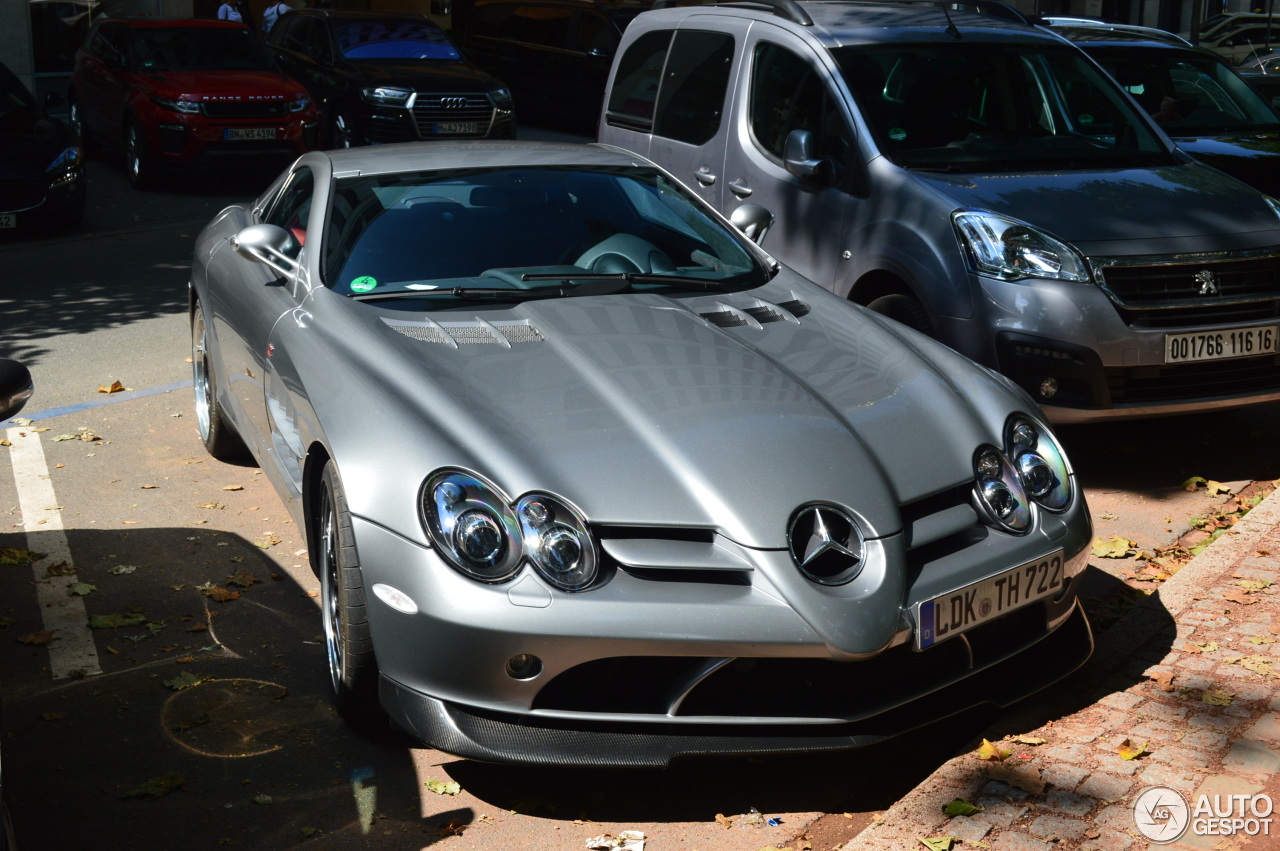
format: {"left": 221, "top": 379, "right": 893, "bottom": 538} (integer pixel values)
{"left": 0, "top": 61, "right": 86, "bottom": 233}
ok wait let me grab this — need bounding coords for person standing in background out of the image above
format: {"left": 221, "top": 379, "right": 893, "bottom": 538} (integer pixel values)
{"left": 216, "top": 0, "right": 245, "bottom": 22}
{"left": 262, "top": 1, "right": 292, "bottom": 36}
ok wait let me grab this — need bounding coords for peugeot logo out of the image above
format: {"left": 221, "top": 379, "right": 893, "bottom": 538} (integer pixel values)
{"left": 1194, "top": 269, "right": 1219, "bottom": 296}
{"left": 787, "top": 504, "right": 865, "bottom": 585}
{"left": 438, "top": 97, "right": 468, "bottom": 109}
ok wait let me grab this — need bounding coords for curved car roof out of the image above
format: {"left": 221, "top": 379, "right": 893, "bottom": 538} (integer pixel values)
{"left": 315, "top": 140, "right": 655, "bottom": 177}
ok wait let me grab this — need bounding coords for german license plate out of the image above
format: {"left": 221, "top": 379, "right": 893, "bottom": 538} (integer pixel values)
{"left": 224, "top": 128, "right": 277, "bottom": 141}
{"left": 434, "top": 122, "right": 482, "bottom": 134}
{"left": 0, "top": 213, "right": 14, "bottom": 229}
{"left": 1165, "top": 325, "right": 1278, "bottom": 363}
{"left": 915, "top": 550, "right": 1065, "bottom": 649}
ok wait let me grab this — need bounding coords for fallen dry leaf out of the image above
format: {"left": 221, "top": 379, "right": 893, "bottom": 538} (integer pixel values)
{"left": 98, "top": 381, "right": 125, "bottom": 394}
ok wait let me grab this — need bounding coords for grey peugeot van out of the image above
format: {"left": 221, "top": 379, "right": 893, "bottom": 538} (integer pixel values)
{"left": 597, "top": 0, "right": 1280, "bottom": 422}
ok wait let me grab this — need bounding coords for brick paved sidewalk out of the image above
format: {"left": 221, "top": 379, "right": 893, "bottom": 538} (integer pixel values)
{"left": 842, "top": 488, "right": 1280, "bottom": 851}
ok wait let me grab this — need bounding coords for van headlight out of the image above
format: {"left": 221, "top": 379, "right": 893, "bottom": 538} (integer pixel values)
{"left": 953, "top": 210, "right": 1091, "bottom": 283}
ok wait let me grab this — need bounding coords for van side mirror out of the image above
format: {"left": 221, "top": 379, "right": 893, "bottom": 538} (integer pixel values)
{"left": 730, "top": 203, "right": 774, "bottom": 244}
{"left": 0, "top": 359, "right": 33, "bottom": 423}
{"left": 783, "top": 129, "right": 832, "bottom": 183}
{"left": 232, "top": 224, "right": 302, "bottom": 278}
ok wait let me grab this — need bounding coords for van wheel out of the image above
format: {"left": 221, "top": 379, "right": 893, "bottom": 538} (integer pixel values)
{"left": 867, "top": 293, "right": 932, "bottom": 335}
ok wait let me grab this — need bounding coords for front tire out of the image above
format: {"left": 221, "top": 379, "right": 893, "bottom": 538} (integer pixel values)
{"left": 124, "top": 119, "right": 156, "bottom": 189}
{"left": 317, "top": 462, "right": 380, "bottom": 723}
{"left": 191, "top": 305, "right": 247, "bottom": 460}
{"left": 68, "top": 96, "right": 96, "bottom": 159}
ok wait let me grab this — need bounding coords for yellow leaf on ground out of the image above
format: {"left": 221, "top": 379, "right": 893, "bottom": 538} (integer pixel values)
{"left": 98, "top": 380, "right": 125, "bottom": 394}
{"left": 1091, "top": 535, "right": 1136, "bottom": 558}
{"left": 975, "top": 739, "right": 1011, "bottom": 761}
{"left": 1203, "top": 688, "right": 1234, "bottom": 705}
{"left": 1117, "top": 739, "right": 1148, "bottom": 760}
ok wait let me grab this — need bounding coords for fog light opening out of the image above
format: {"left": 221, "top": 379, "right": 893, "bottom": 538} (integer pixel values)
{"left": 506, "top": 654, "right": 543, "bottom": 680}
{"left": 1038, "top": 377, "right": 1059, "bottom": 399}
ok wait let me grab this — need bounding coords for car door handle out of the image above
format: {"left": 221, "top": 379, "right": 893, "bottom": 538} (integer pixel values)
{"left": 695, "top": 167, "right": 717, "bottom": 186}
{"left": 728, "top": 179, "right": 752, "bottom": 198}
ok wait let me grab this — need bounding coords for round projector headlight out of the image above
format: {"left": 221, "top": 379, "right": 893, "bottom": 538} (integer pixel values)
{"left": 422, "top": 470, "right": 522, "bottom": 581}
{"left": 973, "top": 446, "right": 1031, "bottom": 533}
{"left": 516, "top": 494, "right": 598, "bottom": 591}
{"left": 1005, "top": 415, "right": 1072, "bottom": 512}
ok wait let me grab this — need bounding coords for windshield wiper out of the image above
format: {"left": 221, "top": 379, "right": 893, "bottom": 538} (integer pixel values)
{"left": 518, "top": 272, "right": 729, "bottom": 290}
{"left": 349, "top": 285, "right": 587, "bottom": 302}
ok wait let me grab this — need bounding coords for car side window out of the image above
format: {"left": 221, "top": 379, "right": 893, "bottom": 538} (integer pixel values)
{"left": 574, "top": 12, "right": 614, "bottom": 55}
{"left": 506, "top": 4, "right": 572, "bottom": 47}
{"left": 264, "top": 167, "right": 315, "bottom": 251}
{"left": 749, "top": 42, "right": 853, "bottom": 164}
{"left": 652, "top": 31, "right": 734, "bottom": 145}
{"left": 606, "top": 29, "right": 673, "bottom": 129}
{"left": 470, "top": 3, "right": 514, "bottom": 38}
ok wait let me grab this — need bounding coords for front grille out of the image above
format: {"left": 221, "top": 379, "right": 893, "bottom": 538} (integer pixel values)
{"left": 202, "top": 101, "right": 289, "bottom": 119}
{"left": 0, "top": 181, "right": 44, "bottom": 213}
{"left": 1095, "top": 252, "right": 1280, "bottom": 329}
{"left": 1106, "top": 354, "right": 1280, "bottom": 404}
{"left": 411, "top": 94, "right": 493, "bottom": 137}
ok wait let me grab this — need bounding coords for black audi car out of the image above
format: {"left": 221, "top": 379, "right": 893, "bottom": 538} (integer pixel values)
{"left": 264, "top": 9, "right": 516, "bottom": 147}
{"left": 1046, "top": 20, "right": 1280, "bottom": 197}
{"left": 0, "top": 61, "right": 85, "bottom": 233}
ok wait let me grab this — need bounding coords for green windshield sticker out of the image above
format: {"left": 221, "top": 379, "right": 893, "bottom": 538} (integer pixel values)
{"left": 350, "top": 276, "right": 378, "bottom": 293}
{"left": 1079, "top": 114, "right": 1095, "bottom": 125}
{"left": 889, "top": 127, "right": 907, "bottom": 141}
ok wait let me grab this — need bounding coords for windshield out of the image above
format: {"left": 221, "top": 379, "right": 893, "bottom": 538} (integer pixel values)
{"left": 323, "top": 165, "right": 768, "bottom": 302}
{"left": 834, "top": 43, "right": 1176, "bottom": 171}
{"left": 1086, "top": 46, "right": 1280, "bottom": 135}
{"left": 334, "top": 20, "right": 461, "bottom": 60}
{"left": 134, "top": 27, "right": 274, "bottom": 72}
{"left": 0, "top": 65, "right": 41, "bottom": 124}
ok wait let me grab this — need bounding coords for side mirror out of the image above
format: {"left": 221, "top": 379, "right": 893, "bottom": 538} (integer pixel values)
{"left": 0, "top": 359, "right": 34, "bottom": 423}
{"left": 231, "top": 224, "right": 302, "bottom": 278}
{"left": 730, "top": 203, "right": 774, "bottom": 245}
{"left": 783, "top": 129, "right": 832, "bottom": 182}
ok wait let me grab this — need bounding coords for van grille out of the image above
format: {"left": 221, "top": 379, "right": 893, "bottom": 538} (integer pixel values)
{"left": 1094, "top": 251, "right": 1280, "bottom": 329}
{"left": 1106, "top": 354, "right": 1280, "bottom": 403}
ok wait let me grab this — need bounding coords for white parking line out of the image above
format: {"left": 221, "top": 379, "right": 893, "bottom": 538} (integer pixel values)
{"left": 7, "top": 427, "right": 101, "bottom": 679}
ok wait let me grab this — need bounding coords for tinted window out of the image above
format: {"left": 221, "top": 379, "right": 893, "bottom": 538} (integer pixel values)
{"left": 750, "top": 42, "right": 853, "bottom": 163}
{"left": 132, "top": 27, "right": 273, "bottom": 72}
{"left": 504, "top": 5, "right": 572, "bottom": 48}
{"left": 470, "top": 3, "right": 514, "bottom": 38}
{"left": 574, "top": 12, "right": 615, "bottom": 54}
{"left": 0, "top": 65, "right": 40, "bottom": 123}
{"left": 334, "top": 20, "right": 461, "bottom": 60}
{"left": 265, "top": 167, "right": 315, "bottom": 253}
{"left": 606, "top": 28, "right": 672, "bottom": 128}
{"left": 652, "top": 30, "right": 734, "bottom": 145}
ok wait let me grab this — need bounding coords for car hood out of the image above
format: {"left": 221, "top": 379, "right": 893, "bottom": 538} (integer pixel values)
{"left": 914, "top": 160, "right": 1280, "bottom": 250}
{"left": 143, "top": 69, "right": 307, "bottom": 99}
{"left": 326, "top": 281, "right": 1017, "bottom": 550}
{"left": 338, "top": 60, "right": 501, "bottom": 92}
{"left": 1172, "top": 129, "right": 1280, "bottom": 197}
{"left": 0, "top": 114, "right": 75, "bottom": 176}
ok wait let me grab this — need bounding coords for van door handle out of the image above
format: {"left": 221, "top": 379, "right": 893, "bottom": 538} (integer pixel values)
{"left": 728, "top": 179, "right": 753, "bottom": 198}
{"left": 695, "top": 167, "right": 717, "bottom": 186}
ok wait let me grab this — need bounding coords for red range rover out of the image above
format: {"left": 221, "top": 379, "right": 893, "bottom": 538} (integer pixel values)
{"left": 69, "top": 18, "right": 318, "bottom": 189}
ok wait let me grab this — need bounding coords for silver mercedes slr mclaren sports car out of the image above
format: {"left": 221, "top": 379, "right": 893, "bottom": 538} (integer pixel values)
{"left": 189, "top": 141, "right": 1094, "bottom": 767}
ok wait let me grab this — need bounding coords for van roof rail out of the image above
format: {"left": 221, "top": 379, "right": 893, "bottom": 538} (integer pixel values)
{"left": 650, "top": 0, "right": 1028, "bottom": 27}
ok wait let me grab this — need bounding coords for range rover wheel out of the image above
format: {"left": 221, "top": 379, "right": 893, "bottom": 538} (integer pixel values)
{"left": 124, "top": 119, "right": 156, "bottom": 190}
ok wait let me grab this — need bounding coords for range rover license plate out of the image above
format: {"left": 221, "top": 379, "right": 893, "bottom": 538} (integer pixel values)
{"left": 915, "top": 550, "right": 1065, "bottom": 649}
{"left": 434, "top": 122, "right": 482, "bottom": 134}
{"left": 1165, "top": 325, "right": 1278, "bottom": 364}
{"left": 224, "top": 128, "right": 277, "bottom": 141}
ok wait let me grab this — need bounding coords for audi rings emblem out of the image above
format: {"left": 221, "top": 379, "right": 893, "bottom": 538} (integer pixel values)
{"left": 787, "top": 504, "right": 865, "bottom": 585}
{"left": 438, "top": 97, "right": 469, "bottom": 109}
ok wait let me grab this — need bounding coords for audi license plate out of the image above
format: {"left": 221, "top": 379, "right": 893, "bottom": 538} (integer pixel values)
{"left": 0, "top": 213, "right": 14, "bottom": 229}
{"left": 434, "top": 122, "right": 482, "bottom": 134}
{"left": 1165, "top": 325, "right": 1278, "bottom": 364}
{"left": 224, "top": 128, "right": 277, "bottom": 141}
{"left": 915, "top": 550, "right": 1065, "bottom": 649}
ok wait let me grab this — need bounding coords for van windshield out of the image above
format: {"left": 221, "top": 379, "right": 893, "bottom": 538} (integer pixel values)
{"left": 834, "top": 43, "right": 1178, "bottom": 171}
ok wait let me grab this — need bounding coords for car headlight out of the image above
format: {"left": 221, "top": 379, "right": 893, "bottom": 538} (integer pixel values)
{"left": 360, "top": 86, "right": 413, "bottom": 106}
{"left": 516, "top": 494, "right": 597, "bottom": 591}
{"left": 973, "top": 446, "right": 1031, "bottom": 534}
{"left": 1004, "top": 415, "right": 1072, "bottom": 512}
{"left": 421, "top": 469, "right": 599, "bottom": 590}
{"left": 953, "top": 210, "right": 1091, "bottom": 283}
{"left": 46, "top": 145, "right": 81, "bottom": 173}
{"left": 288, "top": 95, "right": 311, "bottom": 113}
{"left": 489, "top": 87, "right": 513, "bottom": 109}
{"left": 422, "top": 470, "right": 522, "bottom": 582}
{"left": 151, "top": 96, "right": 201, "bottom": 115}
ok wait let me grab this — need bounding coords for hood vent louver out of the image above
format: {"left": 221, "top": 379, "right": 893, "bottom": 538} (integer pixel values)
{"left": 698, "top": 297, "right": 810, "bottom": 329}
{"left": 383, "top": 317, "right": 545, "bottom": 349}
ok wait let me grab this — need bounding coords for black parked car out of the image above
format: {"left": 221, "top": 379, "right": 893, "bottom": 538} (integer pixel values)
{"left": 1047, "top": 20, "right": 1280, "bottom": 196}
{"left": 461, "top": 0, "right": 651, "bottom": 131}
{"left": 0, "top": 61, "right": 85, "bottom": 233}
{"left": 264, "top": 9, "right": 516, "bottom": 147}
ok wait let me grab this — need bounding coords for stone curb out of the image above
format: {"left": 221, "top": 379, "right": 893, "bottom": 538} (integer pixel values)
{"left": 839, "top": 485, "right": 1280, "bottom": 851}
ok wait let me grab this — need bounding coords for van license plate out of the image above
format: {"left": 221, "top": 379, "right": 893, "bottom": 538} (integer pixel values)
{"left": 224, "top": 128, "right": 277, "bottom": 141}
{"left": 1165, "top": 325, "right": 1278, "bottom": 363}
{"left": 915, "top": 550, "right": 1064, "bottom": 649}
